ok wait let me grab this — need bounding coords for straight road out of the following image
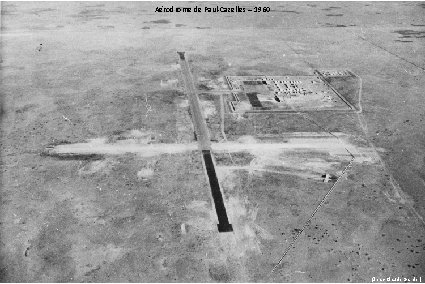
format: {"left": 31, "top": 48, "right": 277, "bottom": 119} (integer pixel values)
{"left": 178, "top": 52, "right": 211, "bottom": 150}
{"left": 178, "top": 52, "right": 233, "bottom": 232}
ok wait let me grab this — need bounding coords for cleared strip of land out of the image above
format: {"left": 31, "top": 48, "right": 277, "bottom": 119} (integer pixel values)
{"left": 45, "top": 136, "right": 377, "bottom": 163}
{"left": 47, "top": 139, "right": 198, "bottom": 156}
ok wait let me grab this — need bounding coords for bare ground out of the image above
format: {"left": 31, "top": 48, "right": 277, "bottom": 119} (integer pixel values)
{"left": 1, "top": 1, "right": 425, "bottom": 282}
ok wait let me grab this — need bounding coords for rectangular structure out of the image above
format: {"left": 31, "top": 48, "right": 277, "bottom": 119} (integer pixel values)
{"left": 226, "top": 75, "right": 353, "bottom": 112}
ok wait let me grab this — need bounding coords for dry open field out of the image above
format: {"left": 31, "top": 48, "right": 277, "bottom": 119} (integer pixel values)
{"left": 1, "top": 1, "right": 424, "bottom": 282}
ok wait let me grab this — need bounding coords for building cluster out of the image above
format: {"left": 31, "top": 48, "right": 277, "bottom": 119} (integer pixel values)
{"left": 224, "top": 75, "right": 348, "bottom": 112}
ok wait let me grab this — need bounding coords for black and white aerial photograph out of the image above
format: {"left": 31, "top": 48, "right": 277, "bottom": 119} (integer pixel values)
{"left": 1, "top": 1, "right": 424, "bottom": 282}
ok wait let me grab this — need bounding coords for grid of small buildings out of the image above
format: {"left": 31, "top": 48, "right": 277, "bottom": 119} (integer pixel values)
{"left": 225, "top": 74, "right": 350, "bottom": 112}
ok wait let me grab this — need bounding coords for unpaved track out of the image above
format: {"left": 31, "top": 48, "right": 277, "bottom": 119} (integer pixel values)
{"left": 49, "top": 139, "right": 198, "bottom": 156}
{"left": 47, "top": 136, "right": 373, "bottom": 161}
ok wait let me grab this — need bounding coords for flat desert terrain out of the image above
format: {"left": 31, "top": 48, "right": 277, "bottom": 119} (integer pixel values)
{"left": 1, "top": 1, "right": 424, "bottom": 282}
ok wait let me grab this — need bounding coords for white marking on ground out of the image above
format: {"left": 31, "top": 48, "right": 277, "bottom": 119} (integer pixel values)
{"left": 160, "top": 79, "right": 179, "bottom": 88}
{"left": 200, "top": 100, "right": 217, "bottom": 118}
{"left": 176, "top": 98, "right": 189, "bottom": 108}
{"left": 137, "top": 168, "right": 154, "bottom": 180}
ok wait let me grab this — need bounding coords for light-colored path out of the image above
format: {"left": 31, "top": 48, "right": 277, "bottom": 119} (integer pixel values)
{"left": 46, "top": 136, "right": 369, "bottom": 160}
{"left": 48, "top": 139, "right": 198, "bottom": 157}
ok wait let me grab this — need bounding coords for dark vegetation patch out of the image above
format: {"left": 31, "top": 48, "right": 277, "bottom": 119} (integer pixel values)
{"left": 33, "top": 8, "right": 57, "bottom": 12}
{"left": 326, "top": 76, "right": 359, "bottom": 109}
{"left": 112, "top": 130, "right": 125, "bottom": 136}
{"left": 394, "top": 40, "right": 413, "bottom": 43}
{"left": 196, "top": 26, "right": 211, "bottom": 29}
{"left": 322, "top": 6, "right": 341, "bottom": 11}
{"left": 393, "top": 29, "right": 425, "bottom": 38}
{"left": 190, "top": 54, "right": 230, "bottom": 79}
{"left": 71, "top": 9, "right": 109, "bottom": 21}
{"left": 206, "top": 70, "right": 221, "bottom": 77}
{"left": 15, "top": 104, "right": 37, "bottom": 114}
{"left": 141, "top": 26, "right": 150, "bottom": 29}
{"left": 177, "top": 51, "right": 185, "bottom": 60}
{"left": 175, "top": 24, "right": 185, "bottom": 27}
{"left": 199, "top": 93, "right": 218, "bottom": 101}
{"left": 31, "top": 202, "right": 77, "bottom": 282}
{"left": 109, "top": 7, "right": 128, "bottom": 15}
{"left": 197, "top": 83, "right": 214, "bottom": 91}
{"left": 0, "top": 3, "right": 16, "bottom": 16}
{"left": 47, "top": 139, "right": 73, "bottom": 146}
{"left": 323, "top": 74, "right": 360, "bottom": 111}
{"left": 1, "top": 10, "right": 17, "bottom": 15}
{"left": 42, "top": 152, "right": 104, "bottom": 161}
{"left": 326, "top": 14, "right": 344, "bottom": 17}
{"left": 411, "top": 24, "right": 425, "bottom": 27}
{"left": 323, "top": 23, "right": 347, "bottom": 28}
{"left": 78, "top": 9, "right": 104, "bottom": 15}
{"left": 31, "top": 8, "right": 57, "bottom": 15}
{"left": 209, "top": 264, "right": 231, "bottom": 282}
{"left": 150, "top": 19, "right": 171, "bottom": 24}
